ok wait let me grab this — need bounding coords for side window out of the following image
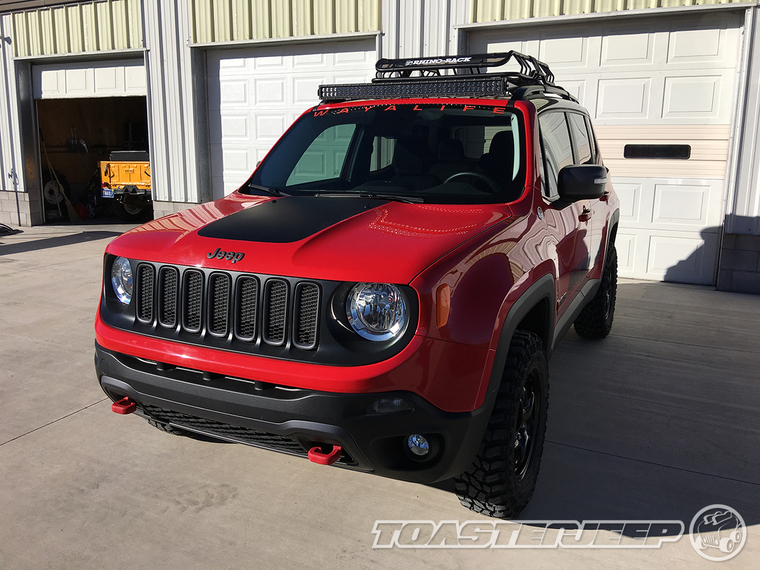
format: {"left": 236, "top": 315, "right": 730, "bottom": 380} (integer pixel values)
{"left": 584, "top": 115, "right": 598, "bottom": 163}
{"left": 370, "top": 136, "right": 394, "bottom": 172}
{"left": 287, "top": 124, "right": 356, "bottom": 185}
{"left": 538, "top": 112, "right": 573, "bottom": 198}
{"left": 568, "top": 113, "right": 592, "bottom": 164}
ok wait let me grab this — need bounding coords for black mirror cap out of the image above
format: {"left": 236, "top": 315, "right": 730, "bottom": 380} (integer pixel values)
{"left": 557, "top": 164, "right": 607, "bottom": 201}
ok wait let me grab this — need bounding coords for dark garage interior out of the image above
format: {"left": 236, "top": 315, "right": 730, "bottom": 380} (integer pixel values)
{"left": 36, "top": 96, "right": 151, "bottom": 224}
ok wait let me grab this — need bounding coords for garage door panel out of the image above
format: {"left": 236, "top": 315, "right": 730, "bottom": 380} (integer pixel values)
{"left": 218, "top": 114, "right": 250, "bottom": 140}
{"left": 646, "top": 233, "right": 719, "bottom": 283}
{"left": 596, "top": 77, "right": 652, "bottom": 120}
{"left": 652, "top": 184, "right": 709, "bottom": 226}
{"left": 613, "top": 177, "right": 723, "bottom": 229}
{"left": 615, "top": 232, "right": 638, "bottom": 275}
{"left": 601, "top": 30, "right": 655, "bottom": 66}
{"left": 254, "top": 78, "right": 287, "bottom": 105}
{"left": 219, "top": 79, "right": 248, "bottom": 105}
{"left": 33, "top": 60, "right": 146, "bottom": 99}
{"left": 662, "top": 74, "right": 723, "bottom": 119}
{"left": 538, "top": 35, "right": 589, "bottom": 68}
{"left": 667, "top": 26, "right": 740, "bottom": 65}
{"left": 614, "top": 182, "right": 643, "bottom": 223}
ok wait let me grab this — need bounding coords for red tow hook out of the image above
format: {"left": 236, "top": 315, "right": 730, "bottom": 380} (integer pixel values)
{"left": 111, "top": 397, "right": 137, "bottom": 415}
{"left": 308, "top": 444, "right": 342, "bottom": 466}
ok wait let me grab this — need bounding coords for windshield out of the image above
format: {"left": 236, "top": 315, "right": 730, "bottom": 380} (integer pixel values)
{"left": 246, "top": 103, "right": 526, "bottom": 204}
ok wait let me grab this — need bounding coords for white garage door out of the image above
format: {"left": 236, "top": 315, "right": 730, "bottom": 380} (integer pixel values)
{"left": 470, "top": 12, "right": 744, "bottom": 284}
{"left": 33, "top": 60, "right": 147, "bottom": 99}
{"left": 207, "top": 40, "right": 377, "bottom": 199}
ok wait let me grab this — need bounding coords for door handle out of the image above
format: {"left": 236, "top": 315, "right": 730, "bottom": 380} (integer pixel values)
{"left": 579, "top": 206, "right": 592, "bottom": 222}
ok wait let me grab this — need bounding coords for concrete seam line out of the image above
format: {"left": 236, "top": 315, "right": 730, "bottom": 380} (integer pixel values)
{"left": 0, "top": 398, "right": 108, "bottom": 448}
{"left": 546, "top": 440, "right": 760, "bottom": 488}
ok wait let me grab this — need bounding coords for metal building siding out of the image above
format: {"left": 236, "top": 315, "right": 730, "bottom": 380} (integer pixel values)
{"left": 11, "top": 0, "right": 142, "bottom": 57}
{"left": 190, "top": 0, "right": 381, "bottom": 44}
{"left": 470, "top": 0, "right": 752, "bottom": 22}
{"left": 382, "top": 0, "right": 467, "bottom": 59}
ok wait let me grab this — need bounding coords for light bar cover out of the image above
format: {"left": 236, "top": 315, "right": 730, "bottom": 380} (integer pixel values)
{"left": 318, "top": 77, "right": 506, "bottom": 102}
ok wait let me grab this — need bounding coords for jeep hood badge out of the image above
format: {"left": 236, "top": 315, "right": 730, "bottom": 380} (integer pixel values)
{"left": 207, "top": 247, "right": 245, "bottom": 263}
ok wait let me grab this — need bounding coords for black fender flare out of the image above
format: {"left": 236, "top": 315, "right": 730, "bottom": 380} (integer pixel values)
{"left": 482, "top": 273, "right": 555, "bottom": 408}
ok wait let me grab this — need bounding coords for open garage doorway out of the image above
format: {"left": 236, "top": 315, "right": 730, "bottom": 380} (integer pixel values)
{"left": 37, "top": 96, "right": 152, "bottom": 224}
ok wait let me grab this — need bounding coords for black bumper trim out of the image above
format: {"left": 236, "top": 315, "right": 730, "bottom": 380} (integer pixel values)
{"left": 95, "top": 343, "right": 494, "bottom": 484}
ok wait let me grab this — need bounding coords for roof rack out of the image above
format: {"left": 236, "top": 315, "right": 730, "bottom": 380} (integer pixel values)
{"left": 317, "top": 51, "right": 576, "bottom": 104}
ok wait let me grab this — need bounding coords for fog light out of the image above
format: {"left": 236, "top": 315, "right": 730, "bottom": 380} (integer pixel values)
{"left": 367, "top": 398, "right": 412, "bottom": 414}
{"left": 407, "top": 434, "right": 430, "bottom": 456}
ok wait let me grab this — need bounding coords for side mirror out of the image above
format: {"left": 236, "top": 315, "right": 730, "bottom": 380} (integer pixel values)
{"left": 557, "top": 165, "right": 607, "bottom": 201}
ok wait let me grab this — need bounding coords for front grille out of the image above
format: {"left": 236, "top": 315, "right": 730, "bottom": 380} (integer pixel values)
{"left": 136, "top": 264, "right": 155, "bottom": 323}
{"left": 235, "top": 276, "right": 258, "bottom": 341}
{"left": 208, "top": 273, "right": 231, "bottom": 336}
{"left": 134, "top": 263, "right": 321, "bottom": 351}
{"left": 158, "top": 267, "right": 178, "bottom": 328}
{"left": 182, "top": 270, "right": 203, "bottom": 333}
{"left": 294, "top": 283, "right": 320, "bottom": 350}
{"left": 142, "top": 404, "right": 307, "bottom": 456}
{"left": 263, "top": 279, "right": 288, "bottom": 346}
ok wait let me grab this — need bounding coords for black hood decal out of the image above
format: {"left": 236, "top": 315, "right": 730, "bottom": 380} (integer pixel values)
{"left": 198, "top": 195, "right": 387, "bottom": 243}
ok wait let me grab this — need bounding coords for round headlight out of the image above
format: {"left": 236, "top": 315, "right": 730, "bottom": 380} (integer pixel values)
{"left": 346, "top": 283, "right": 408, "bottom": 341}
{"left": 111, "top": 256, "right": 133, "bottom": 305}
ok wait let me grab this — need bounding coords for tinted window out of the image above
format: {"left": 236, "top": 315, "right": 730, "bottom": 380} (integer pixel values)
{"left": 539, "top": 112, "right": 573, "bottom": 197}
{"left": 568, "top": 113, "right": 592, "bottom": 164}
{"left": 287, "top": 124, "right": 357, "bottom": 185}
{"left": 250, "top": 104, "right": 526, "bottom": 205}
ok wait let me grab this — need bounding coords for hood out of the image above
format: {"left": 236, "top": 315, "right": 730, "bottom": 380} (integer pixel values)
{"left": 107, "top": 193, "right": 513, "bottom": 284}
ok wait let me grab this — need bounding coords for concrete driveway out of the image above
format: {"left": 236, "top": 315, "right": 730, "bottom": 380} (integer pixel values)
{"left": 1, "top": 224, "right": 758, "bottom": 569}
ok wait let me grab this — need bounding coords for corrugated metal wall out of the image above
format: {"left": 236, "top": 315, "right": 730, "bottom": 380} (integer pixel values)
{"left": 470, "top": 0, "right": 753, "bottom": 21}
{"left": 190, "top": 0, "right": 381, "bottom": 43}
{"left": 11, "top": 0, "right": 142, "bottom": 58}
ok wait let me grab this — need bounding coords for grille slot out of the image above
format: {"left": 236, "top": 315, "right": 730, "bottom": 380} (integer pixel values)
{"left": 136, "top": 264, "right": 155, "bottom": 323}
{"left": 182, "top": 270, "right": 204, "bottom": 333}
{"left": 293, "top": 283, "right": 320, "bottom": 350}
{"left": 235, "top": 276, "right": 259, "bottom": 341}
{"left": 263, "top": 279, "right": 288, "bottom": 346}
{"left": 207, "top": 273, "right": 231, "bottom": 337}
{"left": 158, "top": 267, "right": 178, "bottom": 328}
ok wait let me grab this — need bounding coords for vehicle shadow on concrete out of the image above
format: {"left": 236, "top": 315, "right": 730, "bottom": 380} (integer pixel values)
{"left": 429, "top": 280, "right": 760, "bottom": 535}
{"left": 0, "top": 231, "right": 121, "bottom": 256}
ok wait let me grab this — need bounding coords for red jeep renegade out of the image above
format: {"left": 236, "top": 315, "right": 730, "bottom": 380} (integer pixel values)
{"left": 95, "top": 52, "right": 620, "bottom": 518}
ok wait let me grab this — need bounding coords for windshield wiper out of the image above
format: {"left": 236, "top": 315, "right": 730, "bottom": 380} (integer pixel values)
{"left": 315, "top": 192, "right": 423, "bottom": 204}
{"left": 246, "top": 183, "right": 289, "bottom": 197}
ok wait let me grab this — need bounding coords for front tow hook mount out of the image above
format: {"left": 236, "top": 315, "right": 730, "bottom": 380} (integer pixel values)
{"left": 112, "top": 397, "right": 137, "bottom": 415}
{"left": 308, "top": 444, "right": 342, "bottom": 465}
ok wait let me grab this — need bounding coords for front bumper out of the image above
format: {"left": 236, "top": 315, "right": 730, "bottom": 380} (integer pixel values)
{"left": 95, "top": 343, "right": 494, "bottom": 484}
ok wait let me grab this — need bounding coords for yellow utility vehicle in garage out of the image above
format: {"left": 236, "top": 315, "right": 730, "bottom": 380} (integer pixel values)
{"left": 100, "top": 150, "right": 153, "bottom": 221}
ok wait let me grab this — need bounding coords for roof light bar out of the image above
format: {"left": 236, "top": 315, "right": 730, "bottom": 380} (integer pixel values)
{"left": 318, "top": 77, "right": 507, "bottom": 102}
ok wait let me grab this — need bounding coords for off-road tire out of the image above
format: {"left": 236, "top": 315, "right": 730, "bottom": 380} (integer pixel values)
{"left": 116, "top": 195, "right": 153, "bottom": 223}
{"left": 574, "top": 244, "right": 617, "bottom": 339}
{"left": 454, "top": 330, "right": 549, "bottom": 519}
